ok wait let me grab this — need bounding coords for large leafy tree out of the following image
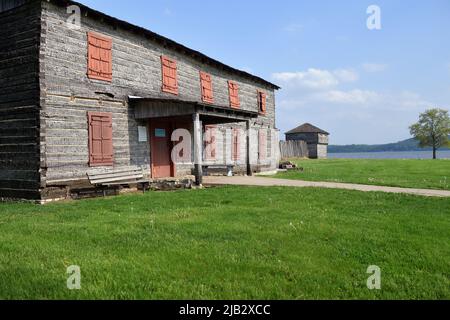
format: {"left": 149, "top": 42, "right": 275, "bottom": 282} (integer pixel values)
{"left": 409, "top": 108, "right": 450, "bottom": 159}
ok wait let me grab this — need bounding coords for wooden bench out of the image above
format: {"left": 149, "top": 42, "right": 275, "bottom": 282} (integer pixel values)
{"left": 202, "top": 164, "right": 235, "bottom": 177}
{"left": 87, "top": 167, "right": 150, "bottom": 194}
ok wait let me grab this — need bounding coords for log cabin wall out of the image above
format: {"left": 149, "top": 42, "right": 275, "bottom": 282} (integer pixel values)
{"left": 40, "top": 0, "right": 277, "bottom": 118}
{"left": 0, "top": 0, "right": 280, "bottom": 200}
{"left": 39, "top": 0, "right": 278, "bottom": 198}
{"left": 0, "top": 0, "right": 42, "bottom": 200}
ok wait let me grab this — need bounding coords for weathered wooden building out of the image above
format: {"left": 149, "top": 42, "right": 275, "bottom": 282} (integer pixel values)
{"left": 0, "top": 0, "right": 280, "bottom": 201}
{"left": 285, "top": 123, "right": 329, "bottom": 159}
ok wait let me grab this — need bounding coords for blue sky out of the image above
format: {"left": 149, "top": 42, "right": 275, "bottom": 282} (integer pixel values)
{"left": 78, "top": 0, "right": 450, "bottom": 144}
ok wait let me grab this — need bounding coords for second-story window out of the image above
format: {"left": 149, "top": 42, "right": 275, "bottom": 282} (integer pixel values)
{"left": 204, "top": 125, "right": 217, "bottom": 160}
{"left": 87, "top": 32, "right": 113, "bottom": 82}
{"left": 200, "top": 72, "right": 214, "bottom": 103}
{"left": 258, "top": 90, "right": 267, "bottom": 114}
{"left": 232, "top": 128, "right": 241, "bottom": 161}
{"left": 161, "top": 56, "right": 178, "bottom": 95}
{"left": 228, "top": 81, "right": 240, "bottom": 108}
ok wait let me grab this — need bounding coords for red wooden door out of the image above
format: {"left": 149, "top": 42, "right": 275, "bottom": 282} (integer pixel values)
{"left": 150, "top": 122, "right": 173, "bottom": 178}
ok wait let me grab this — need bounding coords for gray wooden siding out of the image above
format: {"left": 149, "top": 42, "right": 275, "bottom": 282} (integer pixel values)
{"left": 0, "top": 0, "right": 26, "bottom": 13}
{"left": 41, "top": 2, "right": 276, "bottom": 119}
{"left": 39, "top": 1, "right": 278, "bottom": 191}
{"left": 0, "top": 1, "right": 41, "bottom": 199}
{"left": 41, "top": 94, "right": 150, "bottom": 185}
{"left": 280, "top": 140, "right": 309, "bottom": 159}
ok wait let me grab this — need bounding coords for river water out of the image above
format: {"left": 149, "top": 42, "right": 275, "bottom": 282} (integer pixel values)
{"left": 328, "top": 150, "right": 450, "bottom": 159}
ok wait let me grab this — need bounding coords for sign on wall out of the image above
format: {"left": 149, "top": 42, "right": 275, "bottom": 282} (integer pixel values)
{"left": 155, "top": 128, "right": 166, "bottom": 138}
{"left": 138, "top": 126, "right": 148, "bottom": 142}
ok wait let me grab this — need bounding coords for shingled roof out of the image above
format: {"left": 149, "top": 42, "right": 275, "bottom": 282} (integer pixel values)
{"left": 49, "top": 0, "right": 280, "bottom": 90}
{"left": 286, "top": 123, "right": 330, "bottom": 135}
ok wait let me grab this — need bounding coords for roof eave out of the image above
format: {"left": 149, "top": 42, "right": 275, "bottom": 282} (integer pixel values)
{"left": 49, "top": 0, "right": 281, "bottom": 90}
{"left": 285, "top": 130, "right": 330, "bottom": 135}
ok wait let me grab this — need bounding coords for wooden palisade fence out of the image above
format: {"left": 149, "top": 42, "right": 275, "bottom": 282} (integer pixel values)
{"left": 279, "top": 140, "right": 309, "bottom": 159}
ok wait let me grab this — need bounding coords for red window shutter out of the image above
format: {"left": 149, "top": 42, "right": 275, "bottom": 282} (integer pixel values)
{"left": 258, "top": 90, "right": 267, "bottom": 114}
{"left": 161, "top": 56, "right": 178, "bottom": 95}
{"left": 232, "top": 128, "right": 240, "bottom": 161}
{"left": 200, "top": 71, "right": 214, "bottom": 103}
{"left": 228, "top": 81, "right": 240, "bottom": 108}
{"left": 205, "top": 125, "right": 217, "bottom": 161}
{"left": 259, "top": 129, "right": 267, "bottom": 160}
{"left": 88, "top": 112, "right": 114, "bottom": 167}
{"left": 90, "top": 117, "right": 103, "bottom": 164}
{"left": 87, "top": 32, "right": 112, "bottom": 82}
{"left": 101, "top": 115, "right": 114, "bottom": 164}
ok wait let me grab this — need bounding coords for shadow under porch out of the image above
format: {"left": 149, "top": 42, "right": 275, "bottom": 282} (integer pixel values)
{"left": 131, "top": 97, "right": 259, "bottom": 185}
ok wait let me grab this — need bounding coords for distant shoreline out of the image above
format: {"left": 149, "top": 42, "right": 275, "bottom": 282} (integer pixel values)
{"left": 328, "top": 150, "right": 450, "bottom": 159}
{"left": 329, "top": 136, "right": 450, "bottom": 153}
{"left": 329, "top": 149, "right": 450, "bottom": 154}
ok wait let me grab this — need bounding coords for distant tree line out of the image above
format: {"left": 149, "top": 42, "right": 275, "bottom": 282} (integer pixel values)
{"left": 330, "top": 108, "right": 450, "bottom": 157}
{"left": 329, "top": 136, "right": 450, "bottom": 153}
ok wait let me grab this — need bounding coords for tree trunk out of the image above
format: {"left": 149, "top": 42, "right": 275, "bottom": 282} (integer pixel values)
{"left": 432, "top": 135, "right": 437, "bottom": 160}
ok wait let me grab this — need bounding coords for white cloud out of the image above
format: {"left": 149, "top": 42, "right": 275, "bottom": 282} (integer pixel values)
{"left": 314, "top": 89, "right": 379, "bottom": 105}
{"left": 276, "top": 89, "right": 435, "bottom": 144}
{"left": 273, "top": 67, "right": 437, "bottom": 144}
{"left": 279, "top": 88, "right": 429, "bottom": 110}
{"left": 362, "top": 63, "right": 388, "bottom": 73}
{"left": 272, "top": 68, "right": 358, "bottom": 90}
{"left": 392, "top": 91, "right": 432, "bottom": 110}
{"left": 277, "top": 91, "right": 435, "bottom": 144}
{"left": 283, "top": 23, "right": 303, "bottom": 33}
{"left": 334, "top": 69, "right": 359, "bottom": 82}
{"left": 273, "top": 69, "right": 338, "bottom": 89}
{"left": 273, "top": 68, "right": 429, "bottom": 109}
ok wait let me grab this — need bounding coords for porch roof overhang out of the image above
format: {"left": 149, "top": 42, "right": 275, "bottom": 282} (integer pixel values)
{"left": 130, "top": 97, "right": 259, "bottom": 123}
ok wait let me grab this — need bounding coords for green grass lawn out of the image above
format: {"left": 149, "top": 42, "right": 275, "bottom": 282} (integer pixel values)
{"left": 0, "top": 186, "right": 449, "bottom": 300}
{"left": 276, "top": 159, "right": 450, "bottom": 190}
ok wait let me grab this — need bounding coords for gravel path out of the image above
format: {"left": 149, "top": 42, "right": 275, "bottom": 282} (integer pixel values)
{"left": 203, "top": 176, "right": 450, "bottom": 198}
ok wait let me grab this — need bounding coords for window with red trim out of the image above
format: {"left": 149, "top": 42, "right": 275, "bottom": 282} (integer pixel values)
{"left": 232, "top": 128, "right": 241, "bottom": 161}
{"left": 258, "top": 90, "right": 267, "bottom": 114}
{"left": 204, "top": 125, "right": 217, "bottom": 161}
{"left": 88, "top": 112, "right": 114, "bottom": 167}
{"left": 200, "top": 72, "right": 214, "bottom": 103}
{"left": 87, "top": 32, "right": 112, "bottom": 82}
{"left": 228, "top": 81, "right": 240, "bottom": 108}
{"left": 259, "top": 129, "right": 267, "bottom": 160}
{"left": 161, "top": 56, "right": 178, "bottom": 95}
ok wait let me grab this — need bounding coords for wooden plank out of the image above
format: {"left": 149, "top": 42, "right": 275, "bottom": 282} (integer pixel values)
{"left": 89, "top": 174, "right": 144, "bottom": 184}
{"left": 0, "top": 0, "right": 27, "bottom": 14}
{"left": 87, "top": 168, "right": 143, "bottom": 178}
{"left": 280, "top": 140, "right": 309, "bottom": 159}
{"left": 203, "top": 165, "right": 235, "bottom": 169}
{"left": 104, "top": 179, "right": 149, "bottom": 186}
{"left": 88, "top": 171, "right": 143, "bottom": 179}
{"left": 88, "top": 169, "right": 144, "bottom": 184}
{"left": 89, "top": 170, "right": 143, "bottom": 179}
{"left": 89, "top": 172, "right": 144, "bottom": 183}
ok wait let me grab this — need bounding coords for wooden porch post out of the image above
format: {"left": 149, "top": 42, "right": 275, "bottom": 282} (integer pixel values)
{"left": 193, "top": 112, "right": 203, "bottom": 185}
{"left": 246, "top": 120, "right": 252, "bottom": 176}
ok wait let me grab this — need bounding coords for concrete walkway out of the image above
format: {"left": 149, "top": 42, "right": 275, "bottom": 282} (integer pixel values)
{"left": 203, "top": 176, "right": 450, "bottom": 198}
